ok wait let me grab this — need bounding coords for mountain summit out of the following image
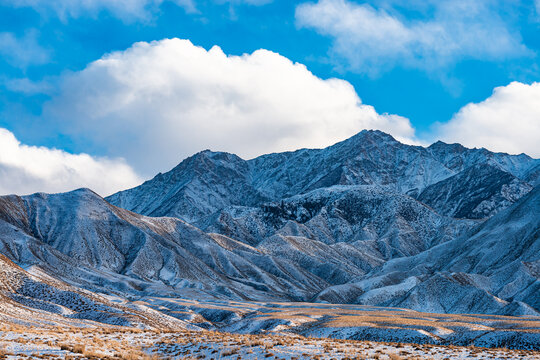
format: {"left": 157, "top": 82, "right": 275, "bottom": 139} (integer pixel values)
{"left": 107, "top": 130, "right": 538, "bottom": 222}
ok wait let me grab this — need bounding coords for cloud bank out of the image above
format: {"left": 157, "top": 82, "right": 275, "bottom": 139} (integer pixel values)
{"left": 436, "top": 81, "right": 540, "bottom": 158}
{"left": 295, "top": 0, "right": 528, "bottom": 74}
{"left": 0, "top": 128, "right": 141, "bottom": 196}
{"left": 44, "top": 38, "right": 416, "bottom": 175}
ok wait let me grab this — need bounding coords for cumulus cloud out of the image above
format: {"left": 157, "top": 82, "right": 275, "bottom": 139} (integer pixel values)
{"left": 0, "top": 31, "right": 50, "bottom": 68}
{"left": 43, "top": 38, "right": 416, "bottom": 175}
{"left": 2, "top": 0, "right": 198, "bottom": 21}
{"left": 436, "top": 82, "right": 540, "bottom": 158}
{"left": 295, "top": 0, "right": 528, "bottom": 74}
{"left": 0, "top": 128, "right": 142, "bottom": 196}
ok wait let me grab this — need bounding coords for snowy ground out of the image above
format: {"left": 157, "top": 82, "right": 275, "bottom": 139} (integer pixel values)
{"left": 1, "top": 296, "right": 539, "bottom": 359}
{"left": 0, "top": 326, "right": 539, "bottom": 359}
{"left": 141, "top": 297, "right": 540, "bottom": 350}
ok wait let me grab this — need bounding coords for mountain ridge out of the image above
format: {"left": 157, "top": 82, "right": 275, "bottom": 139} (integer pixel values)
{"left": 0, "top": 130, "right": 538, "bottom": 324}
{"left": 107, "top": 129, "right": 539, "bottom": 222}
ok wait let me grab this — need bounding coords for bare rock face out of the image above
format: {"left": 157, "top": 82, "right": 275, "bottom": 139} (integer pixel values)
{"left": 316, "top": 185, "right": 540, "bottom": 316}
{"left": 417, "top": 164, "right": 532, "bottom": 219}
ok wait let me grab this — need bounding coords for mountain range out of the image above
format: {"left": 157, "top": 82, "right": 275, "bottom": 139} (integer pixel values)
{"left": 0, "top": 130, "right": 538, "bottom": 326}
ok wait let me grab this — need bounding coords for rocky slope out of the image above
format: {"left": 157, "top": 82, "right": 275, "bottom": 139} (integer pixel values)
{"left": 0, "top": 130, "right": 537, "bottom": 319}
{"left": 316, "top": 185, "right": 540, "bottom": 316}
{"left": 0, "top": 254, "right": 186, "bottom": 328}
{"left": 0, "top": 186, "right": 474, "bottom": 304}
{"left": 107, "top": 130, "right": 539, "bottom": 222}
{"left": 0, "top": 189, "right": 335, "bottom": 302}
{"left": 0, "top": 186, "right": 537, "bottom": 317}
{"left": 417, "top": 163, "right": 531, "bottom": 219}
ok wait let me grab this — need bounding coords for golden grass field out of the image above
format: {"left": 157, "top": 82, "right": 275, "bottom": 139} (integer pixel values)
{"left": 2, "top": 298, "right": 540, "bottom": 360}
{"left": 1, "top": 324, "right": 539, "bottom": 360}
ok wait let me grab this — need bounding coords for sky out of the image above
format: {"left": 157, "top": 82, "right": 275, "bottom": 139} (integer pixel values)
{"left": 0, "top": 0, "right": 539, "bottom": 196}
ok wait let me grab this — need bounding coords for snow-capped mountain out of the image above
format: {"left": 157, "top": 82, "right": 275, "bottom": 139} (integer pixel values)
{"left": 0, "top": 186, "right": 473, "bottom": 303}
{"left": 107, "top": 130, "right": 539, "bottom": 222}
{"left": 316, "top": 184, "right": 540, "bottom": 316}
{"left": 0, "top": 130, "right": 538, "bottom": 320}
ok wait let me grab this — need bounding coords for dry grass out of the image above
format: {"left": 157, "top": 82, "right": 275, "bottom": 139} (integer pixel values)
{"left": 0, "top": 320, "right": 538, "bottom": 360}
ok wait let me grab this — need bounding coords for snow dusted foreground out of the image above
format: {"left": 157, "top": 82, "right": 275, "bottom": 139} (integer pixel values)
{"left": 140, "top": 298, "right": 540, "bottom": 350}
{"left": 0, "top": 326, "right": 539, "bottom": 359}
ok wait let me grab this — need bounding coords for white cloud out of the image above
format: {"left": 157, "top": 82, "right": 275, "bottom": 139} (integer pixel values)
{"left": 0, "top": 31, "right": 50, "bottom": 68}
{"left": 436, "top": 81, "right": 540, "bottom": 158}
{"left": 43, "top": 38, "right": 416, "bottom": 175}
{"left": 295, "top": 0, "right": 528, "bottom": 74}
{"left": 0, "top": 128, "right": 142, "bottom": 196}
{"left": 2, "top": 0, "right": 198, "bottom": 21}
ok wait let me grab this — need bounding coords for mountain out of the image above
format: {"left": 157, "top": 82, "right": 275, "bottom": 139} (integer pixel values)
{"left": 106, "top": 151, "right": 266, "bottom": 223}
{"left": 316, "top": 184, "right": 540, "bottom": 316}
{"left": 0, "top": 189, "right": 334, "bottom": 302}
{"left": 2, "top": 185, "right": 535, "bottom": 317}
{"left": 0, "top": 130, "right": 538, "bottom": 321}
{"left": 107, "top": 130, "right": 539, "bottom": 222}
{"left": 417, "top": 163, "right": 531, "bottom": 219}
{"left": 105, "top": 130, "right": 540, "bottom": 316}
{"left": 0, "top": 185, "right": 474, "bottom": 304}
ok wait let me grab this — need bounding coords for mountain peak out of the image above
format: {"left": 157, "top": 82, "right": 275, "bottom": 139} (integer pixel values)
{"left": 428, "top": 140, "right": 467, "bottom": 152}
{"left": 107, "top": 129, "right": 538, "bottom": 223}
{"left": 351, "top": 129, "right": 399, "bottom": 143}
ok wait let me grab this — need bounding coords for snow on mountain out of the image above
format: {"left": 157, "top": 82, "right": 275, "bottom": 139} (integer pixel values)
{"left": 199, "top": 186, "right": 475, "bottom": 276}
{"left": 107, "top": 130, "right": 539, "bottom": 222}
{"left": 0, "top": 130, "right": 538, "bottom": 320}
{"left": 417, "top": 164, "right": 532, "bottom": 219}
{"left": 0, "top": 186, "right": 472, "bottom": 305}
{"left": 316, "top": 184, "right": 540, "bottom": 316}
{"left": 0, "top": 253, "right": 186, "bottom": 328}
{"left": 107, "top": 151, "right": 267, "bottom": 223}
{"left": 2, "top": 189, "right": 358, "bottom": 302}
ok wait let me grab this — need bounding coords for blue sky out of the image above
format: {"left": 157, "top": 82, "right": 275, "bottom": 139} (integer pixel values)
{"left": 0, "top": 0, "right": 539, "bottom": 195}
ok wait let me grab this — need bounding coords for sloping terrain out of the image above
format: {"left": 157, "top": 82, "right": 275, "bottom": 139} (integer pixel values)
{"left": 0, "top": 130, "right": 537, "bottom": 335}
{"left": 0, "top": 184, "right": 537, "bottom": 316}
{"left": 417, "top": 163, "right": 531, "bottom": 219}
{"left": 107, "top": 130, "right": 539, "bottom": 222}
{"left": 101, "top": 130, "right": 540, "bottom": 316}
{"left": 0, "top": 189, "right": 333, "bottom": 302}
{"left": 0, "top": 186, "right": 473, "bottom": 304}
{"left": 316, "top": 185, "right": 540, "bottom": 316}
{"left": 0, "top": 254, "right": 185, "bottom": 329}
